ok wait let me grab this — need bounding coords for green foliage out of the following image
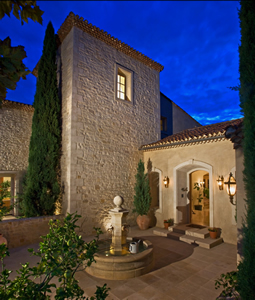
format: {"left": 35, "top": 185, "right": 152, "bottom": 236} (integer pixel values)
{"left": 215, "top": 271, "right": 240, "bottom": 299}
{"left": 22, "top": 21, "right": 61, "bottom": 217}
{"left": 0, "top": 0, "right": 43, "bottom": 24}
{"left": 237, "top": 1, "right": 255, "bottom": 299}
{"left": 0, "top": 1, "right": 43, "bottom": 102}
{"left": 0, "top": 37, "right": 30, "bottom": 100}
{"left": 133, "top": 159, "right": 152, "bottom": 216}
{"left": 0, "top": 213, "right": 110, "bottom": 299}
{"left": 164, "top": 218, "right": 174, "bottom": 224}
{"left": 0, "top": 181, "right": 13, "bottom": 221}
{"left": 193, "top": 182, "right": 203, "bottom": 203}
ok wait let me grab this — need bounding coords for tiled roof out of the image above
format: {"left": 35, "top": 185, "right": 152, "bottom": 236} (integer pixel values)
{"left": 57, "top": 12, "right": 164, "bottom": 72}
{"left": 1, "top": 100, "right": 34, "bottom": 112}
{"left": 225, "top": 119, "right": 243, "bottom": 149}
{"left": 141, "top": 118, "right": 243, "bottom": 151}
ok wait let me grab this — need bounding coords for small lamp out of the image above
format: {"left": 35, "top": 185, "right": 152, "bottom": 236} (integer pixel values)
{"left": 216, "top": 176, "right": 224, "bottom": 190}
{"left": 224, "top": 172, "right": 236, "bottom": 205}
{"left": 163, "top": 176, "right": 169, "bottom": 188}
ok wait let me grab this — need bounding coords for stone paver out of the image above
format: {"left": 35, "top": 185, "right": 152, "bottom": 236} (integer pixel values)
{"left": 4, "top": 226, "right": 237, "bottom": 299}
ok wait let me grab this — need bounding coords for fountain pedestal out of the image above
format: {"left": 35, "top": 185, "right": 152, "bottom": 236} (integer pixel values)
{"left": 109, "top": 209, "right": 129, "bottom": 252}
{"left": 85, "top": 196, "right": 154, "bottom": 280}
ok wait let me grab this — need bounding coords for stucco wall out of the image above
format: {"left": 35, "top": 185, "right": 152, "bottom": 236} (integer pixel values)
{"left": 143, "top": 139, "right": 237, "bottom": 244}
{"left": 60, "top": 27, "right": 161, "bottom": 234}
{"left": 172, "top": 103, "right": 200, "bottom": 134}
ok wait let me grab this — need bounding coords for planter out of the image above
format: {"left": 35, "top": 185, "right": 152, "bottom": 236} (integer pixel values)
{"left": 164, "top": 222, "right": 169, "bottom": 229}
{"left": 137, "top": 215, "right": 150, "bottom": 230}
{"left": 209, "top": 231, "right": 217, "bottom": 239}
{"left": 0, "top": 234, "right": 7, "bottom": 246}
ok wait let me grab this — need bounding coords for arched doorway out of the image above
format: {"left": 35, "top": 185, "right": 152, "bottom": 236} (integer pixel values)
{"left": 189, "top": 170, "right": 209, "bottom": 226}
{"left": 173, "top": 159, "right": 213, "bottom": 226}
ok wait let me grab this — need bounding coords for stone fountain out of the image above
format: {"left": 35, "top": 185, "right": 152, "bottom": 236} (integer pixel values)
{"left": 85, "top": 196, "right": 154, "bottom": 280}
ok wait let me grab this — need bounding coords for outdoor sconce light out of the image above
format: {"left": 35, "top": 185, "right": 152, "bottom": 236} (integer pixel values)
{"left": 224, "top": 172, "right": 237, "bottom": 205}
{"left": 163, "top": 176, "right": 169, "bottom": 188}
{"left": 216, "top": 176, "right": 224, "bottom": 190}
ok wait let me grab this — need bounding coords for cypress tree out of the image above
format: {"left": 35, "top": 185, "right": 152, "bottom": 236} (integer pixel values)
{"left": 237, "top": 1, "right": 255, "bottom": 298}
{"left": 133, "top": 159, "right": 151, "bottom": 216}
{"left": 22, "top": 21, "right": 61, "bottom": 217}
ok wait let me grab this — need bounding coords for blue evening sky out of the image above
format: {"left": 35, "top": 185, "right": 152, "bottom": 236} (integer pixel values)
{"left": 1, "top": 1, "right": 242, "bottom": 125}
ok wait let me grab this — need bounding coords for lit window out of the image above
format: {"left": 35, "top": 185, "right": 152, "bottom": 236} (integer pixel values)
{"left": 117, "top": 73, "right": 126, "bottom": 100}
{"left": 115, "top": 65, "right": 133, "bottom": 103}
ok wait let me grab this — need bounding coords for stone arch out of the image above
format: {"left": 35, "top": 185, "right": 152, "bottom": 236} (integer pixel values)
{"left": 173, "top": 159, "right": 213, "bottom": 226}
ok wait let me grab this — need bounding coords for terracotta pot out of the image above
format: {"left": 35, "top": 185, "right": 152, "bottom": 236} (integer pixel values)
{"left": 0, "top": 234, "right": 7, "bottom": 246}
{"left": 164, "top": 222, "right": 169, "bottom": 229}
{"left": 136, "top": 215, "right": 150, "bottom": 230}
{"left": 209, "top": 231, "right": 217, "bottom": 239}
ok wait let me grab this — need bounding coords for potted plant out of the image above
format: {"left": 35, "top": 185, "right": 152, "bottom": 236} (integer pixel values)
{"left": 208, "top": 227, "right": 218, "bottom": 239}
{"left": 193, "top": 182, "right": 203, "bottom": 211}
{"left": 133, "top": 159, "right": 152, "bottom": 230}
{"left": 164, "top": 218, "right": 174, "bottom": 229}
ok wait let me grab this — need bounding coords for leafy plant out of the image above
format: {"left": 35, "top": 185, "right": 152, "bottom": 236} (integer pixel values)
{"left": 0, "top": 0, "right": 44, "bottom": 102}
{"left": 164, "top": 218, "right": 174, "bottom": 225}
{"left": 0, "top": 181, "right": 13, "bottom": 221}
{"left": 215, "top": 271, "right": 240, "bottom": 299}
{"left": 0, "top": 213, "right": 110, "bottom": 299}
{"left": 133, "top": 159, "right": 152, "bottom": 216}
{"left": 193, "top": 182, "right": 203, "bottom": 203}
{"left": 208, "top": 227, "right": 217, "bottom": 232}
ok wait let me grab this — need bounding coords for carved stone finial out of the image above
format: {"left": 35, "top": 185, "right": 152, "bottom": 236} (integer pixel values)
{"left": 113, "top": 196, "right": 123, "bottom": 208}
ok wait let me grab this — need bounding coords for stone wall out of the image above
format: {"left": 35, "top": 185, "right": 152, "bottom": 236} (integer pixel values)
{"left": 0, "top": 215, "right": 63, "bottom": 248}
{"left": 59, "top": 27, "right": 161, "bottom": 234}
{"left": 0, "top": 101, "right": 33, "bottom": 171}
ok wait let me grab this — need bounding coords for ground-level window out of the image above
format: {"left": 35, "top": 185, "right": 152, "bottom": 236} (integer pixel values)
{"left": 0, "top": 176, "right": 12, "bottom": 213}
{"left": 115, "top": 64, "right": 133, "bottom": 103}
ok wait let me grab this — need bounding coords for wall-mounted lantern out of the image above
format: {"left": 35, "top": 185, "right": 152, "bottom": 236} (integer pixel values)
{"left": 163, "top": 176, "right": 169, "bottom": 188}
{"left": 224, "top": 172, "right": 236, "bottom": 205}
{"left": 216, "top": 176, "right": 224, "bottom": 190}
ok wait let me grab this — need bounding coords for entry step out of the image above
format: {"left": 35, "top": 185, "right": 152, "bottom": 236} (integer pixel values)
{"left": 180, "top": 235, "right": 223, "bottom": 249}
{"left": 167, "top": 232, "right": 183, "bottom": 241}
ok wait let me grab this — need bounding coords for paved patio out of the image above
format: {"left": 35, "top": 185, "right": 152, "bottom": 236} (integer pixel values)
{"left": 4, "top": 227, "right": 237, "bottom": 300}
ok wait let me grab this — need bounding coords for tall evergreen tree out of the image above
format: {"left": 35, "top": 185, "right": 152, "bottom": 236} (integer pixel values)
{"left": 237, "top": 1, "right": 255, "bottom": 298}
{"left": 22, "top": 21, "right": 61, "bottom": 217}
{"left": 133, "top": 159, "right": 151, "bottom": 216}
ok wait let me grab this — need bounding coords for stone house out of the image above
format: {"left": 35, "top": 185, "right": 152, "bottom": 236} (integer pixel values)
{"left": 0, "top": 12, "right": 245, "bottom": 249}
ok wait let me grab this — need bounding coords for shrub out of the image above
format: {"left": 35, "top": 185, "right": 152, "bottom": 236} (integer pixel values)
{"left": 0, "top": 213, "right": 109, "bottom": 299}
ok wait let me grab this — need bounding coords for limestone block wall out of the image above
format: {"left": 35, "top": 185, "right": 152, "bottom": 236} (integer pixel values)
{"left": 0, "top": 215, "right": 63, "bottom": 248}
{"left": 60, "top": 27, "right": 161, "bottom": 234}
{"left": 143, "top": 140, "right": 237, "bottom": 244}
{"left": 0, "top": 101, "right": 33, "bottom": 171}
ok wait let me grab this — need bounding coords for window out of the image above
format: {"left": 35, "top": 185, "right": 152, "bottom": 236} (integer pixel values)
{"left": 115, "top": 64, "right": 133, "bottom": 103}
{"left": 117, "top": 71, "right": 126, "bottom": 100}
{"left": 161, "top": 116, "right": 167, "bottom": 131}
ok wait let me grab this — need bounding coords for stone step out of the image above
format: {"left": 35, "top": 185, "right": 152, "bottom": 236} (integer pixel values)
{"left": 185, "top": 228, "right": 210, "bottom": 239}
{"left": 180, "top": 235, "right": 223, "bottom": 249}
{"left": 172, "top": 227, "right": 186, "bottom": 235}
{"left": 167, "top": 232, "right": 183, "bottom": 241}
{"left": 153, "top": 228, "right": 168, "bottom": 237}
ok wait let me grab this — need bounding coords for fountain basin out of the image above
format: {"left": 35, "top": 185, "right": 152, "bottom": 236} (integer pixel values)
{"left": 85, "top": 238, "right": 154, "bottom": 280}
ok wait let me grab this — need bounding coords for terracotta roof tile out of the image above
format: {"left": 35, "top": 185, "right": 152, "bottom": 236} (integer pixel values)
{"left": 141, "top": 118, "right": 243, "bottom": 150}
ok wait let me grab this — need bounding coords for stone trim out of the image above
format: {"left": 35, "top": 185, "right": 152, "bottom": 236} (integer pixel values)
{"left": 57, "top": 12, "right": 164, "bottom": 72}
{"left": 1, "top": 100, "right": 34, "bottom": 112}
